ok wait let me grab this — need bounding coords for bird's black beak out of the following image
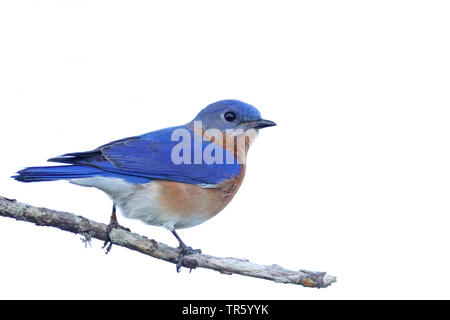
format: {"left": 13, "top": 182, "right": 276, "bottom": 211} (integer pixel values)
{"left": 243, "top": 119, "right": 277, "bottom": 129}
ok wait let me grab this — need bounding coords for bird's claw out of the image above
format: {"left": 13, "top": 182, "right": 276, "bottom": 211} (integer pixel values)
{"left": 176, "top": 246, "right": 202, "bottom": 273}
{"left": 102, "top": 221, "right": 131, "bottom": 254}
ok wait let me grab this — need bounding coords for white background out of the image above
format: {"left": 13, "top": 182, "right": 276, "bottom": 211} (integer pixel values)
{"left": 0, "top": 1, "right": 449, "bottom": 299}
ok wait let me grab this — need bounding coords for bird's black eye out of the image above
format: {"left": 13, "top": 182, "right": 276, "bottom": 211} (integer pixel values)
{"left": 224, "top": 111, "right": 236, "bottom": 122}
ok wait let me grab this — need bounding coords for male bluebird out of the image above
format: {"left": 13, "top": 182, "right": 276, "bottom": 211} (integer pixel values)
{"left": 13, "top": 100, "right": 276, "bottom": 271}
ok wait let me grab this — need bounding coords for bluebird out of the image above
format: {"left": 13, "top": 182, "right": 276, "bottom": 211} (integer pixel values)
{"left": 13, "top": 100, "right": 276, "bottom": 271}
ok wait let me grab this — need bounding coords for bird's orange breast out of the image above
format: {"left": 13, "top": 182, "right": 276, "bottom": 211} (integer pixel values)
{"left": 155, "top": 164, "right": 246, "bottom": 221}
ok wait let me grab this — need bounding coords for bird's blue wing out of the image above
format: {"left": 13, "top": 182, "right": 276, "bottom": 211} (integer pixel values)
{"left": 49, "top": 126, "right": 241, "bottom": 185}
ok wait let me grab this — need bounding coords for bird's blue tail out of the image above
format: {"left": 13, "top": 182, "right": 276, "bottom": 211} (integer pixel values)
{"left": 13, "top": 165, "right": 102, "bottom": 182}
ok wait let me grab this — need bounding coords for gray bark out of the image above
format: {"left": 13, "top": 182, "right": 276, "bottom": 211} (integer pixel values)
{"left": 0, "top": 196, "right": 336, "bottom": 288}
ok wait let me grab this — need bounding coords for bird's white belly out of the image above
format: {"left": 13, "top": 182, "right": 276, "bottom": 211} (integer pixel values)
{"left": 69, "top": 177, "right": 211, "bottom": 230}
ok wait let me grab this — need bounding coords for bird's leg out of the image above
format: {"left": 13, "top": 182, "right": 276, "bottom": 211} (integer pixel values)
{"left": 171, "top": 230, "right": 201, "bottom": 272}
{"left": 102, "top": 204, "right": 130, "bottom": 254}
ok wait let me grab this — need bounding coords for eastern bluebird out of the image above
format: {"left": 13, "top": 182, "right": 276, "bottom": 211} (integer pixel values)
{"left": 13, "top": 99, "right": 276, "bottom": 271}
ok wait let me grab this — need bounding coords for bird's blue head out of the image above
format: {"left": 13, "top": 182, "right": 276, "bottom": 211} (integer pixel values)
{"left": 191, "top": 99, "right": 276, "bottom": 132}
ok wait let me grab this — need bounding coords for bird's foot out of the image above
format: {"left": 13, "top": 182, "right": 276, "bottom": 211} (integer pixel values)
{"left": 102, "top": 221, "right": 131, "bottom": 254}
{"left": 176, "top": 245, "right": 202, "bottom": 273}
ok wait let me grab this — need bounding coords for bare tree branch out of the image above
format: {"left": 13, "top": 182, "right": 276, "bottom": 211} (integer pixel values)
{"left": 0, "top": 195, "right": 336, "bottom": 288}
